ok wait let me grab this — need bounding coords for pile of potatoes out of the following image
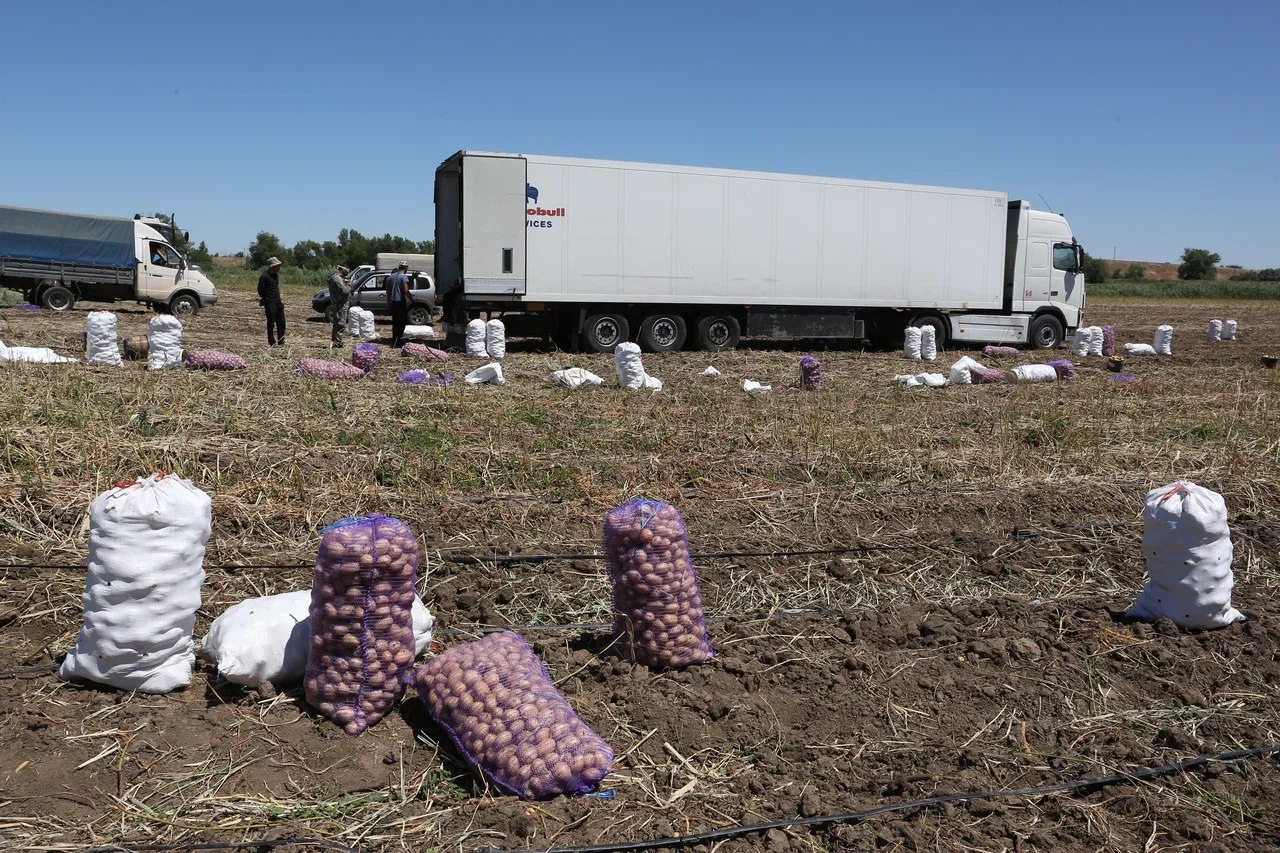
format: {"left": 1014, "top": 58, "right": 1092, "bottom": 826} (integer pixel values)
{"left": 415, "top": 632, "right": 612, "bottom": 799}
{"left": 603, "top": 499, "right": 714, "bottom": 669}
{"left": 304, "top": 515, "right": 420, "bottom": 736}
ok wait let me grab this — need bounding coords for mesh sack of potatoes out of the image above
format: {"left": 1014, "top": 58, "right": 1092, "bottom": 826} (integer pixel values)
{"left": 304, "top": 515, "right": 420, "bottom": 735}
{"left": 294, "top": 357, "right": 368, "bottom": 379}
{"left": 799, "top": 354, "right": 823, "bottom": 390}
{"left": 401, "top": 342, "right": 450, "bottom": 361}
{"left": 972, "top": 367, "right": 1006, "bottom": 384}
{"left": 1046, "top": 359, "right": 1077, "bottom": 381}
{"left": 1101, "top": 325, "right": 1116, "bottom": 356}
{"left": 183, "top": 349, "right": 249, "bottom": 371}
{"left": 981, "top": 345, "right": 1020, "bottom": 358}
{"left": 603, "top": 498, "right": 713, "bottom": 668}
{"left": 414, "top": 631, "right": 613, "bottom": 799}
{"left": 351, "top": 343, "right": 380, "bottom": 371}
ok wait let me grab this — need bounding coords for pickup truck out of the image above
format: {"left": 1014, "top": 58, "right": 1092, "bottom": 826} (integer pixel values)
{"left": 0, "top": 205, "right": 217, "bottom": 315}
{"left": 311, "top": 268, "right": 435, "bottom": 324}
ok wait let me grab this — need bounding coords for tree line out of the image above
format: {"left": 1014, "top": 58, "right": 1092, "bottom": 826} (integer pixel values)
{"left": 244, "top": 230, "right": 435, "bottom": 271}
{"left": 1081, "top": 247, "right": 1273, "bottom": 283}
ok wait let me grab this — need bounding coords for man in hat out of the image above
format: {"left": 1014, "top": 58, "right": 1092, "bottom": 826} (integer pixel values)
{"left": 257, "top": 256, "right": 286, "bottom": 346}
{"left": 385, "top": 261, "right": 413, "bottom": 346}
{"left": 328, "top": 264, "right": 352, "bottom": 347}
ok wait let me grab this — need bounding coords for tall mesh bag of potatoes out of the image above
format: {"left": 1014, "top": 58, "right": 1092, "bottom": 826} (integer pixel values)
{"left": 414, "top": 631, "right": 613, "bottom": 799}
{"left": 305, "top": 515, "right": 420, "bottom": 735}
{"left": 604, "top": 499, "right": 714, "bottom": 668}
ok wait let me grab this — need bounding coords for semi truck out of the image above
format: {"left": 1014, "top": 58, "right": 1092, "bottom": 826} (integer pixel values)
{"left": 0, "top": 205, "right": 218, "bottom": 315}
{"left": 433, "top": 151, "right": 1086, "bottom": 352}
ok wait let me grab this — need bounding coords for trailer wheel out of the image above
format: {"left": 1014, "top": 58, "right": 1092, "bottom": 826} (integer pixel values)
{"left": 169, "top": 292, "right": 200, "bottom": 317}
{"left": 638, "top": 313, "right": 687, "bottom": 353}
{"left": 41, "top": 286, "right": 75, "bottom": 312}
{"left": 582, "top": 313, "right": 630, "bottom": 353}
{"left": 695, "top": 314, "right": 740, "bottom": 352}
{"left": 1028, "top": 314, "right": 1065, "bottom": 349}
{"left": 909, "top": 313, "right": 948, "bottom": 349}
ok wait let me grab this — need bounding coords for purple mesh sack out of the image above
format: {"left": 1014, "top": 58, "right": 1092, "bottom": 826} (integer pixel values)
{"left": 1046, "top": 359, "right": 1077, "bottom": 381}
{"left": 401, "top": 342, "right": 450, "bottom": 361}
{"left": 604, "top": 499, "right": 713, "bottom": 669}
{"left": 294, "top": 358, "right": 367, "bottom": 379}
{"left": 414, "top": 632, "right": 613, "bottom": 799}
{"left": 799, "top": 354, "right": 823, "bottom": 391}
{"left": 183, "top": 349, "right": 248, "bottom": 371}
{"left": 1101, "top": 325, "right": 1116, "bottom": 357}
{"left": 398, "top": 369, "right": 428, "bottom": 385}
{"left": 304, "top": 515, "right": 420, "bottom": 736}
{"left": 982, "top": 345, "right": 1020, "bottom": 358}
{"left": 972, "top": 367, "right": 1006, "bottom": 384}
{"left": 352, "top": 343, "right": 380, "bottom": 371}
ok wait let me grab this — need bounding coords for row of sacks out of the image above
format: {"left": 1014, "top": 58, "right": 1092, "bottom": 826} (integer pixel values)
{"left": 466, "top": 319, "right": 506, "bottom": 359}
{"left": 895, "top": 355, "right": 1075, "bottom": 387}
{"left": 85, "top": 311, "right": 248, "bottom": 371}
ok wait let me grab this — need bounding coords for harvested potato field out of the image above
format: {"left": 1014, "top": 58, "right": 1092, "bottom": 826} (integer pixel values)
{"left": 1, "top": 289, "right": 1279, "bottom": 852}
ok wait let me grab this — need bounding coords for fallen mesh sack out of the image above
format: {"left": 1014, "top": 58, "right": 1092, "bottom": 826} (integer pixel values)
{"left": 920, "top": 325, "right": 937, "bottom": 361}
{"left": 0, "top": 340, "right": 77, "bottom": 364}
{"left": 1127, "top": 482, "right": 1244, "bottom": 629}
{"left": 614, "top": 342, "right": 661, "bottom": 390}
{"left": 59, "top": 474, "right": 211, "bottom": 693}
{"left": 972, "top": 367, "right": 1006, "bottom": 384}
{"left": 464, "top": 362, "right": 505, "bottom": 385}
{"left": 1101, "top": 325, "right": 1116, "bottom": 356}
{"left": 466, "top": 319, "right": 488, "bottom": 357}
{"left": 982, "top": 345, "right": 1020, "bottom": 358}
{"left": 202, "top": 589, "right": 434, "bottom": 688}
{"left": 401, "top": 342, "right": 449, "bottom": 361}
{"left": 1207, "top": 319, "right": 1223, "bottom": 341}
{"left": 1046, "top": 359, "right": 1077, "bottom": 381}
{"left": 486, "top": 319, "right": 506, "bottom": 360}
{"left": 1223, "top": 319, "right": 1238, "bottom": 340}
{"left": 147, "top": 314, "right": 184, "bottom": 370}
{"left": 948, "top": 355, "right": 986, "bottom": 386}
{"left": 1011, "top": 364, "right": 1058, "bottom": 383}
{"left": 305, "top": 515, "right": 420, "bottom": 736}
{"left": 551, "top": 367, "right": 604, "bottom": 389}
{"left": 414, "top": 631, "right": 613, "bottom": 799}
{"left": 903, "top": 327, "right": 923, "bottom": 360}
{"left": 184, "top": 349, "right": 249, "bottom": 371}
{"left": 352, "top": 343, "right": 380, "bottom": 371}
{"left": 1070, "top": 328, "right": 1090, "bottom": 357}
{"left": 85, "top": 311, "right": 123, "bottom": 367}
{"left": 1154, "top": 325, "right": 1174, "bottom": 356}
{"left": 401, "top": 325, "right": 434, "bottom": 340}
{"left": 604, "top": 498, "right": 714, "bottom": 669}
{"left": 295, "top": 357, "right": 367, "bottom": 379}
{"left": 1124, "top": 343, "right": 1157, "bottom": 356}
{"left": 893, "top": 372, "right": 946, "bottom": 388}
{"left": 799, "top": 354, "right": 823, "bottom": 390}
{"left": 1087, "top": 326, "right": 1104, "bottom": 357}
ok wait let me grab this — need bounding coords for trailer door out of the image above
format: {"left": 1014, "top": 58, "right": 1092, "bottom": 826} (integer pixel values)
{"left": 462, "top": 155, "right": 526, "bottom": 296}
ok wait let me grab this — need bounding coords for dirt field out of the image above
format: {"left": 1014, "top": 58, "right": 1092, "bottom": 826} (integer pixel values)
{"left": 1, "top": 289, "right": 1279, "bottom": 852}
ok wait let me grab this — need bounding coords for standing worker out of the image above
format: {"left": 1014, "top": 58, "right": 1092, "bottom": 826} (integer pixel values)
{"left": 257, "top": 256, "right": 286, "bottom": 346}
{"left": 328, "top": 264, "right": 351, "bottom": 347}
{"left": 386, "top": 261, "right": 413, "bottom": 346}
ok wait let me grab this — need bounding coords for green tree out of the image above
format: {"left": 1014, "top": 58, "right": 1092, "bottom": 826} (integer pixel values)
{"left": 1082, "top": 250, "right": 1107, "bottom": 283}
{"left": 246, "top": 231, "right": 291, "bottom": 268}
{"left": 1123, "top": 263, "right": 1146, "bottom": 280}
{"left": 1178, "top": 248, "right": 1221, "bottom": 280}
{"left": 187, "top": 240, "right": 213, "bottom": 269}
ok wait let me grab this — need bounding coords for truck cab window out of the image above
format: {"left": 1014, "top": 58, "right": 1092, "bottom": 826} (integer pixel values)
{"left": 1052, "top": 244, "right": 1078, "bottom": 272}
{"left": 149, "top": 242, "right": 175, "bottom": 267}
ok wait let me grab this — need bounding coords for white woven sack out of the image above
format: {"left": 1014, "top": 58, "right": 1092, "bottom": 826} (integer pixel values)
{"left": 742, "top": 379, "right": 772, "bottom": 394}
{"left": 1087, "top": 326, "right": 1104, "bottom": 357}
{"left": 1127, "top": 482, "right": 1244, "bottom": 629}
{"left": 1011, "top": 364, "right": 1058, "bottom": 383}
{"left": 464, "top": 362, "right": 505, "bottom": 385}
{"left": 1154, "top": 325, "right": 1174, "bottom": 356}
{"left": 920, "top": 325, "right": 937, "bottom": 361}
{"left": 614, "top": 342, "right": 661, "bottom": 390}
{"left": 948, "top": 355, "right": 985, "bottom": 386}
{"left": 59, "top": 474, "right": 211, "bottom": 692}
{"left": 1207, "top": 319, "right": 1222, "bottom": 342}
{"left": 346, "top": 307, "right": 362, "bottom": 337}
{"left": 465, "top": 319, "right": 487, "bottom": 358}
{"left": 485, "top": 319, "right": 506, "bottom": 359}
{"left": 146, "top": 315, "right": 184, "bottom": 370}
{"left": 402, "top": 324, "right": 433, "bottom": 340}
{"left": 85, "top": 311, "right": 123, "bottom": 367}
{"left": 1223, "top": 320, "right": 1238, "bottom": 340}
{"left": 1124, "top": 343, "right": 1157, "bottom": 356}
{"left": 1070, "top": 328, "right": 1090, "bottom": 357}
{"left": 551, "top": 367, "right": 604, "bottom": 389}
{"left": 201, "top": 590, "right": 435, "bottom": 687}
{"left": 358, "top": 308, "right": 376, "bottom": 339}
{"left": 0, "top": 340, "right": 77, "bottom": 364}
{"left": 903, "top": 327, "right": 923, "bottom": 360}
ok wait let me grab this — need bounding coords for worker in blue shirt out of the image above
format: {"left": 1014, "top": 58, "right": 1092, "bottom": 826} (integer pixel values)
{"left": 385, "top": 261, "right": 413, "bottom": 346}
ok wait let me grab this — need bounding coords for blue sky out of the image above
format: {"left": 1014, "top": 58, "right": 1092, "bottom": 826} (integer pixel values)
{"left": 1, "top": 2, "right": 1276, "bottom": 266}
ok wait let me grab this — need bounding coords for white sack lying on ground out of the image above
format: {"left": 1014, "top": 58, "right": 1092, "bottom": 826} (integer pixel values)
{"left": 1011, "top": 364, "right": 1058, "bottom": 383}
{"left": 0, "top": 340, "right": 77, "bottom": 364}
{"left": 893, "top": 372, "right": 947, "bottom": 388}
{"left": 1124, "top": 343, "right": 1157, "bottom": 356}
{"left": 464, "top": 362, "right": 505, "bottom": 385}
{"left": 201, "top": 589, "right": 435, "bottom": 687}
{"left": 551, "top": 367, "right": 604, "bottom": 389}
{"left": 742, "top": 379, "right": 772, "bottom": 394}
{"left": 948, "top": 355, "right": 986, "bottom": 386}
{"left": 701, "top": 366, "right": 721, "bottom": 376}
{"left": 1127, "top": 482, "right": 1245, "bottom": 629}
{"left": 401, "top": 325, "right": 434, "bottom": 340}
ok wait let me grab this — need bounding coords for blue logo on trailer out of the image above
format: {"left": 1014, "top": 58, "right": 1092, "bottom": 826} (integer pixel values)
{"left": 526, "top": 184, "right": 539, "bottom": 204}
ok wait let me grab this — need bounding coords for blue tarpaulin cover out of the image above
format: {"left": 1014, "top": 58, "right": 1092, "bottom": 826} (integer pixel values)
{"left": 0, "top": 205, "right": 136, "bottom": 269}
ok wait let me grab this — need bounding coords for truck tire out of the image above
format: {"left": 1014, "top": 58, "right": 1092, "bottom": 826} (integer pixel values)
{"left": 169, "top": 292, "right": 200, "bottom": 317}
{"left": 41, "top": 286, "right": 75, "bottom": 312}
{"left": 638, "top": 312, "right": 687, "bottom": 353}
{"left": 909, "top": 312, "right": 948, "bottom": 349}
{"left": 582, "top": 313, "right": 630, "bottom": 353}
{"left": 695, "top": 314, "right": 740, "bottom": 352}
{"left": 1028, "top": 314, "right": 1065, "bottom": 349}
{"left": 407, "top": 305, "right": 431, "bottom": 325}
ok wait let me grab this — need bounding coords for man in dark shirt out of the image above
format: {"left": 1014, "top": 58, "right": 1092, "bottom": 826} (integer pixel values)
{"left": 257, "top": 256, "right": 285, "bottom": 346}
{"left": 385, "top": 261, "right": 412, "bottom": 346}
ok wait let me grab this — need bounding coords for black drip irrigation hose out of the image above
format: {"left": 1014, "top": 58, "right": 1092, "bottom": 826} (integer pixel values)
{"left": 477, "top": 745, "right": 1280, "bottom": 853}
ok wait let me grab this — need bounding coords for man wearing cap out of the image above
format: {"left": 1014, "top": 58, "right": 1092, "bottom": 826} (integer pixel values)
{"left": 327, "top": 264, "right": 352, "bottom": 347}
{"left": 257, "top": 256, "right": 286, "bottom": 346}
{"left": 385, "top": 261, "right": 413, "bottom": 346}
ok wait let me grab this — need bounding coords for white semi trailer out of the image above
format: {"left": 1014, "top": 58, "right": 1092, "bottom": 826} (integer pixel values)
{"left": 434, "top": 151, "right": 1086, "bottom": 352}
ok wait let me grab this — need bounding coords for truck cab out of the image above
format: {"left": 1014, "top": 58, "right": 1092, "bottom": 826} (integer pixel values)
{"left": 1007, "top": 202, "right": 1085, "bottom": 344}
{"left": 135, "top": 224, "right": 218, "bottom": 315}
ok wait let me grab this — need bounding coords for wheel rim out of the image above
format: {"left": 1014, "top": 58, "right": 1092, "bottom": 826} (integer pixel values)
{"left": 1035, "top": 324, "right": 1057, "bottom": 347}
{"left": 651, "top": 317, "right": 680, "bottom": 348}
{"left": 173, "top": 298, "right": 196, "bottom": 316}
{"left": 48, "top": 292, "right": 71, "bottom": 310}
{"left": 706, "top": 319, "right": 730, "bottom": 347}
{"left": 593, "top": 318, "right": 621, "bottom": 348}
